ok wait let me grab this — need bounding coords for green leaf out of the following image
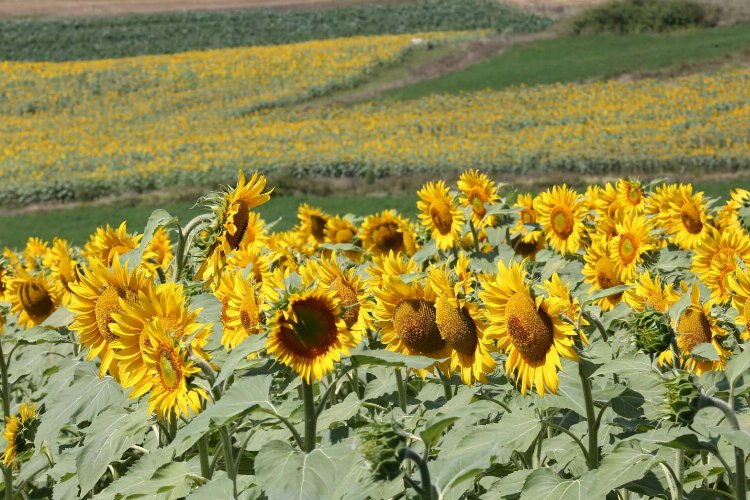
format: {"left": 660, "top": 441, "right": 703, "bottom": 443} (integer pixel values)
{"left": 420, "top": 416, "right": 458, "bottom": 448}
{"left": 76, "top": 405, "right": 150, "bottom": 496}
{"left": 690, "top": 343, "right": 719, "bottom": 362}
{"left": 520, "top": 468, "right": 590, "bottom": 500}
{"left": 588, "top": 443, "right": 663, "bottom": 497}
{"left": 98, "top": 453, "right": 190, "bottom": 500}
{"left": 724, "top": 346, "right": 750, "bottom": 390}
{"left": 254, "top": 440, "right": 353, "bottom": 500}
{"left": 318, "top": 392, "right": 361, "bottom": 429}
{"left": 580, "top": 285, "right": 631, "bottom": 306}
{"left": 540, "top": 365, "right": 587, "bottom": 417}
{"left": 482, "top": 469, "right": 533, "bottom": 499}
{"left": 40, "top": 306, "right": 73, "bottom": 328}
{"left": 128, "top": 209, "right": 177, "bottom": 269}
{"left": 657, "top": 434, "right": 716, "bottom": 452}
{"left": 212, "top": 335, "right": 267, "bottom": 388}
{"left": 495, "top": 407, "right": 541, "bottom": 452}
{"left": 350, "top": 347, "right": 445, "bottom": 370}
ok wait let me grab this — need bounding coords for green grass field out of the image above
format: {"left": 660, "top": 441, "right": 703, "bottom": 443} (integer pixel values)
{"left": 1, "top": 178, "right": 747, "bottom": 249}
{"left": 389, "top": 23, "right": 750, "bottom": 99}
{"left": 0, "top": 0, "right": 548, "bottom": 61}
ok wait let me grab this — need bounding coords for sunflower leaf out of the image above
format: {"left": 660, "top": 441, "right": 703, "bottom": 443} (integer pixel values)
{"left": 724, "top": 345, "right": 750, "bottom": 390}
{"left": 350, "top": 346, "right": 445, "bottom": 370}
{"left": 122, "top": 209, "right": 177, "bottom": 271}
{"left": 580, "top": 284, "right": 631, "bottom": 305}
{"left": 586, "top": 442, "right": 663, "bottom": 497}
{"left": 520, "top": 468, "right": 592, "bottom": 500}
{"left": 689, "top": 343, "right": 720, "bottom": 361}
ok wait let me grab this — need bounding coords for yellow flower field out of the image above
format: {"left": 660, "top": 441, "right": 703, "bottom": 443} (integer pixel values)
{"left": 0, "top": 43, "right": 748, "bottom": 204}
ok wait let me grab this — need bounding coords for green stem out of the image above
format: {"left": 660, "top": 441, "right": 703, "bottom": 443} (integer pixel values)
{"left": 197, "top": 435, "right": 211, "bottom": 480}
{"left": 468, "top": 218, "right": 481, "bottom": 255}
{"left": 574, "top": 318, "right": 599, "bottom": 470}
{"left": 584, "top": 312, "right": 609, "bottom": 342}
{"left": 674, "top": 450, "right": 685, "bottom": 499}
{"left": 173, "top": 214, "right": 213, "bottom": 282}
{"left": 438, "top": 371, "right": 452, "bottom": 402}
{"left": 302, "top": 380, "right": 317, "bottom": 453}
{"left": 395, "top": 368, "right": 407, "bottom": 412}
{"left": 541, "top": 420, "right": 590, "bottom": 463}
{"left": 696, "top": 394, "right": 746, "bottom": 500}
{"left": 398, "top": 448, "right": 433, "bottom": 500}
{"left": 219, "top": 427, "right": 236, "bottom": 489}
{"left": 255, "top": 408, "right": 304, "bottom": 450}
{"left": 0, "top": 341, "right": 13, "bottom": 500}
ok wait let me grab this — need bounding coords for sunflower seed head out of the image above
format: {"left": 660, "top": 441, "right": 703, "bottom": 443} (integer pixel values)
{"left": 631, "top": 309, "right": 674, "bottom": 355}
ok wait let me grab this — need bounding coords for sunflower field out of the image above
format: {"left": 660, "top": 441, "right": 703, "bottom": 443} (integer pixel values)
{"left": 1, "top": 170, "right": 750, "bottom": 499}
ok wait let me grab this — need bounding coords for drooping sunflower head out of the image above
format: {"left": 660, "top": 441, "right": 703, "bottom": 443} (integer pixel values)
{"left": 665, "top": 184, "right": 709, "bottom": 250}
{"left": 360, "top": 210, "right": 418, "bottom": 257}
{"left": 266, "top": 230, "right": 305, "bottom": 273}
{"left": 616, "top": 179, "right": 645, "bottom": 214}
{"left": 582, "top": 235, "right": 625, "bottom": 311}
{"left": 2, "top": 403, "right": 39, "bottom": 467}
{"left": 136, "top": 317, "right": 207, "bottom": 421}
{"left": 82, "top": 222, "right": 141, "bottom": 267}
{"left": 297, "top": 204, "right": 330, "bottom": 245}
{"left": 542, "top": 272, "right": 588, "bottom": 341}
{"left": 267, "top": 288, "right": 358, "bottom": 383}
{"left": 536, "top": 184, "right": 586, "bottom": 255}
{"left": 226, "top": 244, "right": 273, "bottom": 288}
{"left": 68, "top": 257, "right": 152, "bottom": 378}
{"left": 417, "top": 180, "right": 465, "bottom": 251}
{"left": 623, "top": 271, "right": 679, "bottom": 313}
{"left": 479, "top": 260, "right": 578, "bottom": 396}
{"left": 675, "top": 283, "right": 729, "bottom": 374}
{"left": 43, "top": 237, "right": 80, "bottom": 306}
{"left": 608, "top": 213, "right": 656, "bottom": 282}
{"left": 365, "top": 250, "right": 418, "bottom": 291}
{"left": 6, "top": 270, "right": 56, "bottom": 329}
{"left": 359, "top": 420, "right": 406, "bottom": 481}
{"left": 457, "top": 169, "right": 500, "bottom": 228}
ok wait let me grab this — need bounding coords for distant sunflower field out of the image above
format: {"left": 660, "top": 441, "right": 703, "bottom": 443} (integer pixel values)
{"left": 1, "top": 170, "right": 750, "bottom": 498}
{"left": 0, "top": 50, "right": 748, "bottom": 205}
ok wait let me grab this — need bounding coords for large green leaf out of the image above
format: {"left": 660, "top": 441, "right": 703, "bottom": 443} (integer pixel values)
{"left": 123, "top": 209, "right": 177, "bottom": 270}
{"left": 588, "top": 443, "right": 663, "bottom": 497}
{"left": 76, "top": 405, "right": 151, "bottom": 496}
{"left": 520, "top": 468, "right": 590, "bottom": 500}
{"left": 318, "top": 392, "right": 362, "bottom": 429}
{"left": 724, "top": 346, "right": 750, "bottom": 391}
{"left": 95, "top": 451, "right": 192, "bottom": 500}
{"left": 494, "top": 407, "right": 541, "bottom": 452}
{"left": 350, "top": 347, "right": 445, "bottom": 370}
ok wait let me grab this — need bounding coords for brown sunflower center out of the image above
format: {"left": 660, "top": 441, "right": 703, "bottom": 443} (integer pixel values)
{"left": 371, "top": 222, "right": 405, "bottom": 253}
{"left": 512, "top": 235, "right": 541, "bottom": 258}
{"left": 550, "top": 206, "right": 574, "bottom": 239}
{"left": 310, "top": 215, "right": 327, "bottom": 242}
{"left": 435, "top": 301, "right": 477, "bottom": 355}
{"left": 157, "top": 347, "right": 182, "bottom": 391}
{"left": 226, "top": 199, "right": 249, "bottom": 249}
{"left": 680, "top": 202, "right": 703, "bottom": 235}
{"left": 240, "top": 295, "right": 260, "bottom": 335}
{"left": 430, "top": 198, "right": 454, "bottom": 235}
{"left": 19, "top": 281, "right": 54, "bottom": 321}
{"left": 393, "top": 299, "right": 445, "bottom": 354}
{"left": 595, "top": 256, "right": 619, "bottom": 290}
{"left": 618, "top": 234, "right": 638, "bottom": 264}
{"left": 676, "top": 305, "right": 712, "bottom": 353}
{"left": 331, "top": 277, "right": 359, "bottom": 328}
{"left": 505, "top": 291, "right": 553, "bottom": 362}
{"left": 280, "top": 298, "right": 339, "bottom": 358}
{"left": 95, "top": 287, "right": 125, "bottom": 342}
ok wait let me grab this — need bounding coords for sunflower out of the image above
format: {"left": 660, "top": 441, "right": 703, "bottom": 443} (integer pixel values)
{"left": 365, "top": 251, "right": 419, "bottom": 290}
{"left": 728, "top": 267, "right": 750, "bottom": 340}
{"left": 664, "top": 185, "right": 710, "bottom": 250}
{"left": 267, "top": 287, "right": 358, "bottom": 383}
{"left": 22, "top": 237, "right": 50, "bottom": 272}
{"left": 417, "top": 180, "right": 465, "bottom": 251}
{"left": 68, "top": 257, "right": 151, "bottom": 378}
{"left": 220, "top": 270, "right": 263, "bottom": 350}
{"left": 360, "top": 210, "right": 418, "bottom": 256}
{"left": 267, "top": 230, "right": 306, "bottom": 273}
{"left": 583, "top": 185, "right": 602, "bottom": 215}
{"left": 674, "top": 284, "right": 729, "bottom": 374}
{"left": 428, "top": 262, "right": 495, "bottom": 385}
{"left": 302, "top": 253, "right": 372, "bottom": 338}
{"left": 510, "top": 233, "right": 546, "bottom": 261}
{"left": 372, "top": 272, "right": 451, "bottom": 377}
{"left": 129, "top": 317, "right": 207, "bottom": 421}
{"left": 594, "top": 182, "right": 621, "bottom": 220}
{"left": 6, "top": 271, "right": 56, "bottom": 329}
{"left": 2, "top": 403, "right": 38, "bottom": 467}
{"left": 110, "top": 282, "right": 210, "bottom": 388}
{"left": 457, "top": 169, "right": 500, "bottom": 228}
{"left": 145, "top": 226, "right": 175, "bottom": 271}
{"left": 226, "top": 244, "right": 273, "bottom": 287}
{"left": 692, "top": 227, "right": 750, "bottom": 303}
{"left": 616, "top": 179, "right": 646, "bottom": 214}
{"left": 480, "top": 260, "right": 578, "bottom": 396}
{"left": 297, "top": 204, "right": 330, "bottom": 245}
{"left": 82, "top": 222, "right": 141, "bottom": 267}
{"left": 623, "top": 271, "right": 679, "bottom": 313}
{"left": 324, "top": 216, "right": 362, "bottom": 262}
{"left": 645, "top": 183, "right": 677, "bottom": 218}
{"left": 608, "top": 213, "right": 656, "bottom": 281}
{"left": 197, "top": 171, "right": 272, "bottom": 283}
{"left": 703, "top": 252, "right": 740, "bottom": 304}
{"left": 536, "top": 185, "right": 586, "bottom": 255}
{"left": 510, "top": 193, "right": 543, "bottom": 244}
{"left": 714, "top": 188, "right": 750, "bottom": 232}
{"left": 541, "top": 272, "right": 588, "bottom": 343}
{"left": 43, "top": 238, "right": 79, "bottom": 306}
{"left": 582, "top": 235, "right": 625, "bottom": 311}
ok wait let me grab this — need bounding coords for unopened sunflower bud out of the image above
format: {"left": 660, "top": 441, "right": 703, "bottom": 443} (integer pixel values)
{"left": 359, "top": 421, "right": 406, "bottom": 481}
{"left": 662, "top": 371, "right": 699, "bottom": 427}
{"left": 631, "top": 309, "right": 674, "bottom": 355}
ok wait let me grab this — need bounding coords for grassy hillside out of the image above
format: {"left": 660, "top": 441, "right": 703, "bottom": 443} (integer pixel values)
{"left": 389, "top": 23, "right": 750, "bottom": 99}
{"left": 0, "top": 0, "right": 549, "bottom": 61}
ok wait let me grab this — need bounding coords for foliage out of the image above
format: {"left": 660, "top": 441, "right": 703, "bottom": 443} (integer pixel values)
{"left": 569, "top": 0, "right": 719, "bottom": 35}
{"left": 0, "top": 0, "right": 551, "bottom": 62}
{"left": 1, "top": 171, "right": 750, "bottom": 498}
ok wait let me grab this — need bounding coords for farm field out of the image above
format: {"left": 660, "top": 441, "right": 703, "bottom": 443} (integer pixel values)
{"left": 3, "top": 0, "right": 750, "bottom": 498}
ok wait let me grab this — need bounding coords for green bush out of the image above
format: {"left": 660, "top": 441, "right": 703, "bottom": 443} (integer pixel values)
{"left": 0, "top": 0, "right": 551, "bottom": 62}
{"left": 570, "top": 0, "right": 719, "bottom": 35}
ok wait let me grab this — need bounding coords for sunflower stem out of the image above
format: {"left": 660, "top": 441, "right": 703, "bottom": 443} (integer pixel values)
{"left": 398, "top": 448, "right": 434, "bottom": 500}
{"left": 695, "top": 393, "right": 746, "bottom": 500}
{"left": 197, "top": 435, "right": 212, "bottom": 480}
{"left": 173, "top": 214, "right": 213, "bottom": 282}
{"left": 0, "top": 340, "right": 13, "bottom": 500}
{"left": 302, "top": 380, "right": 317, "bottom": 453}
{"left": 395, "top": 368, "right": 407, "bottom": 412}
{"left": 437, "top": 371, "right": 452, "bottom": 402}
{"left": 219, "top": 427, "right": 236, "bottom": 482}
{"left": 468, "top": 218, "right": 481, "bottom": 255}
{"left": 583, "top": 312, "right": 608, "bottom": 342}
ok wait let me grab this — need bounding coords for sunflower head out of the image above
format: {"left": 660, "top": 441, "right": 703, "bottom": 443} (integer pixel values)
{"left": 6, "top": 271, "right": 56, "bottom": 329}
{"left": 675, "top": 284, "right": 729, "bottom": 374}
{"left": 145, "top": 226, "right": 175, "bottom": 270}
{"left": 583, "top": 235, "right": 624, "bottom": 311}
{"left": 616, "top": 179, "right": 645, "bottom": 213}
{"left": 536, "top": 184, "right": 586, "bottom": 255}
{"left": 298, "top": 204, "right": 330, "bottom": 245}
{"left": 2, "top": 403, "right": 39, "bottom": 467}
{"left": 630, "top": 309, "right": 674, "bottom": 355}
{"left": 360, "top": 210, "right": 418, "bottom": 256}
{"left": 417, "top": 180, "right": 465, "bottom": 251}
{"left": 22, "top": 237, "right": 50, "bottom": 272}
{"left": 359, "top": 421, "right": 406, "bottom": 481}
{"left": 82, "top": 222, "right": 140, "bottom": 267}
{"left": 457, "top": 169, "right": 500, "bottom": 228}
{"left": 666, "top": 185, "right": 709, "bottom": 250}
{"left": 661, "top": 371, "right": 699, "bottom": 427}
{"left": 43, "top": 237, "right": 80, "bottom": 306}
